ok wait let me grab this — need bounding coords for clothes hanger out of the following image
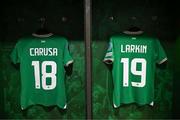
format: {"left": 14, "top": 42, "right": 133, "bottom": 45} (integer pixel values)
{"left": 127, "top": 26, "right": 141, "bottom": 32}
{"left": 35, "top": 27, "right": 50, "bottom": 35}
{"left": 34, "top": 17, "right": 51, "bottom": 35}
{"left": 123, "top": 25, "right": 144, "bottom": 35}
{"left": 123, "top": 16, "right": 144, "bottom": 35}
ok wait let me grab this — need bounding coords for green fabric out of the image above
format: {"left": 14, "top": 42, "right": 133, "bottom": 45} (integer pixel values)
{"left": 104, "top": 34, "right": 167, "bottom": 108}
{"left": 10, "top": 35, "right": 73, "bottom": 110}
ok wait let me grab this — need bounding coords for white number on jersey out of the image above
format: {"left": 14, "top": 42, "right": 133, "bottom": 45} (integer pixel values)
{"left": 121, "top": 58, "right": 146, "bottom": 87}
{"left": 32, "top": 61, "right": 57, "bottom": 90}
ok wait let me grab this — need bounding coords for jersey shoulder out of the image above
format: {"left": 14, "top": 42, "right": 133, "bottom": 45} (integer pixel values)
{"left": 110, "top": 34, "right": 125, "bottom": 40}
{"left": 51, "top": 35, "right": 68, "bottom": 42}
{"left": 14, "top": 36, "right": 34, "bottom": 47}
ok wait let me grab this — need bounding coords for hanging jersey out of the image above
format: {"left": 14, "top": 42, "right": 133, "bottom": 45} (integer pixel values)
{"left": 103, "top": 34, "right": 167, "bottom": 108}
{"left": 10, "top": 34, "right": 73, "bottom": 110}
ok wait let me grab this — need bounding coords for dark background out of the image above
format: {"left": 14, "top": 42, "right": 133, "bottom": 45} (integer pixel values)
{"left": 0, "top": 0, "right": 179, "bottom": 119}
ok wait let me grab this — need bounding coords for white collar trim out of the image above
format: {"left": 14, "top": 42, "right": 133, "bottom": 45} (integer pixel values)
{"left": 123, "top": 30, "right": 144, "bottom": 35}
{"left": 32, "top": 33, "right": 53, "bottom": 38}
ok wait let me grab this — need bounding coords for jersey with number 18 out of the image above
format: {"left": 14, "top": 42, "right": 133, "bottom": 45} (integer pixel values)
{"left": 10, "top": 34, "right": 73, "bottom": 110}
{"left": 103, "top": 34, "right": 167, "bottom": 108}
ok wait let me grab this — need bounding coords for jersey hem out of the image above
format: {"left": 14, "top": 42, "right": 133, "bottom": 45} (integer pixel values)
{"left": 113, "top": 101, "right": 154, "bottom": 108}
{"left": 21, "top": 104, "right": 67, "bottom": 110}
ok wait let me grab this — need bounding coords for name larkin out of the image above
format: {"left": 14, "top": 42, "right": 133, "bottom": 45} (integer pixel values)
{"left": 30, "top": 48, "right": 58, "bottom": 56}
{"left": 121, "top": 45, "right": 147, "bottom": 53}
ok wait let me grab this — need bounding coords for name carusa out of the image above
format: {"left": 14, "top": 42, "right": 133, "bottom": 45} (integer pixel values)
{"left": 30, "top": 48, "right": 58, "bottom": 56}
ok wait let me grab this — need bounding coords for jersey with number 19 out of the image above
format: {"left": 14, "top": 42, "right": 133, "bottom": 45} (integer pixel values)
{"left": 10, "top": 34, "right": 73, "bottom": 110}
{"left": 103, "top": 34, "right": 167, "bottom": 108}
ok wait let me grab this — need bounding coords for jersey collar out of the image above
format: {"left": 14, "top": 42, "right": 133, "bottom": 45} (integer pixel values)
{"left": 123, "top": 30, "right": 144, "bottom": 35}
{"left": 32, "top": 33, "right": 53, "bottom": 38}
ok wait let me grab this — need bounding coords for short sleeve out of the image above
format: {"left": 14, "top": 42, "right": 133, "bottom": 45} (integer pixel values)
{"left": 10, "top": 42, "right": 20, "bottom": 64}
{"left": 103, "top": 38, "right": 114, "bottom": 64}
{"left": 63, "top": 40, "right": 73, "bottom": 66}
{"left": 155, "top": 39, "right": 167, "bottom": 64}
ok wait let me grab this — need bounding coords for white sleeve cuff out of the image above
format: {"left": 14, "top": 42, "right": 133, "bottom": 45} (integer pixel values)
{"left": 65, "top": 60, "right": 74, "bottom": 66}
{"left": 158, "top": 57, "right": 167, "bottom": 64}
{"left": 105, "top": 52, "right": 113, "bottom": 57}
{"left": 113, "top": 104, "right": 118, "bottom": 108}
{"left": 103, "top": 58, "right": 113, "bottom": 64}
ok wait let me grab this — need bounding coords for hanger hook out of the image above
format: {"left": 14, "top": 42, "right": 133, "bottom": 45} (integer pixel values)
{"left": 39, "top": 17, "right": 46, "bottom": 28}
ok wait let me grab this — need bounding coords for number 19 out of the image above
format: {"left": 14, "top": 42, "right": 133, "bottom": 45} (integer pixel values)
{"left": 121, "top": 58, "right": 146, "bottom": 87}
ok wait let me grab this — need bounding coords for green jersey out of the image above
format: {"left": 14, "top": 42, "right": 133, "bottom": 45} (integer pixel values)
{"left": 10, "top": 34, "right": 73, "bottom": 110}
{"left": 104, "top": 34, "right": 167, "bottom": 108}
